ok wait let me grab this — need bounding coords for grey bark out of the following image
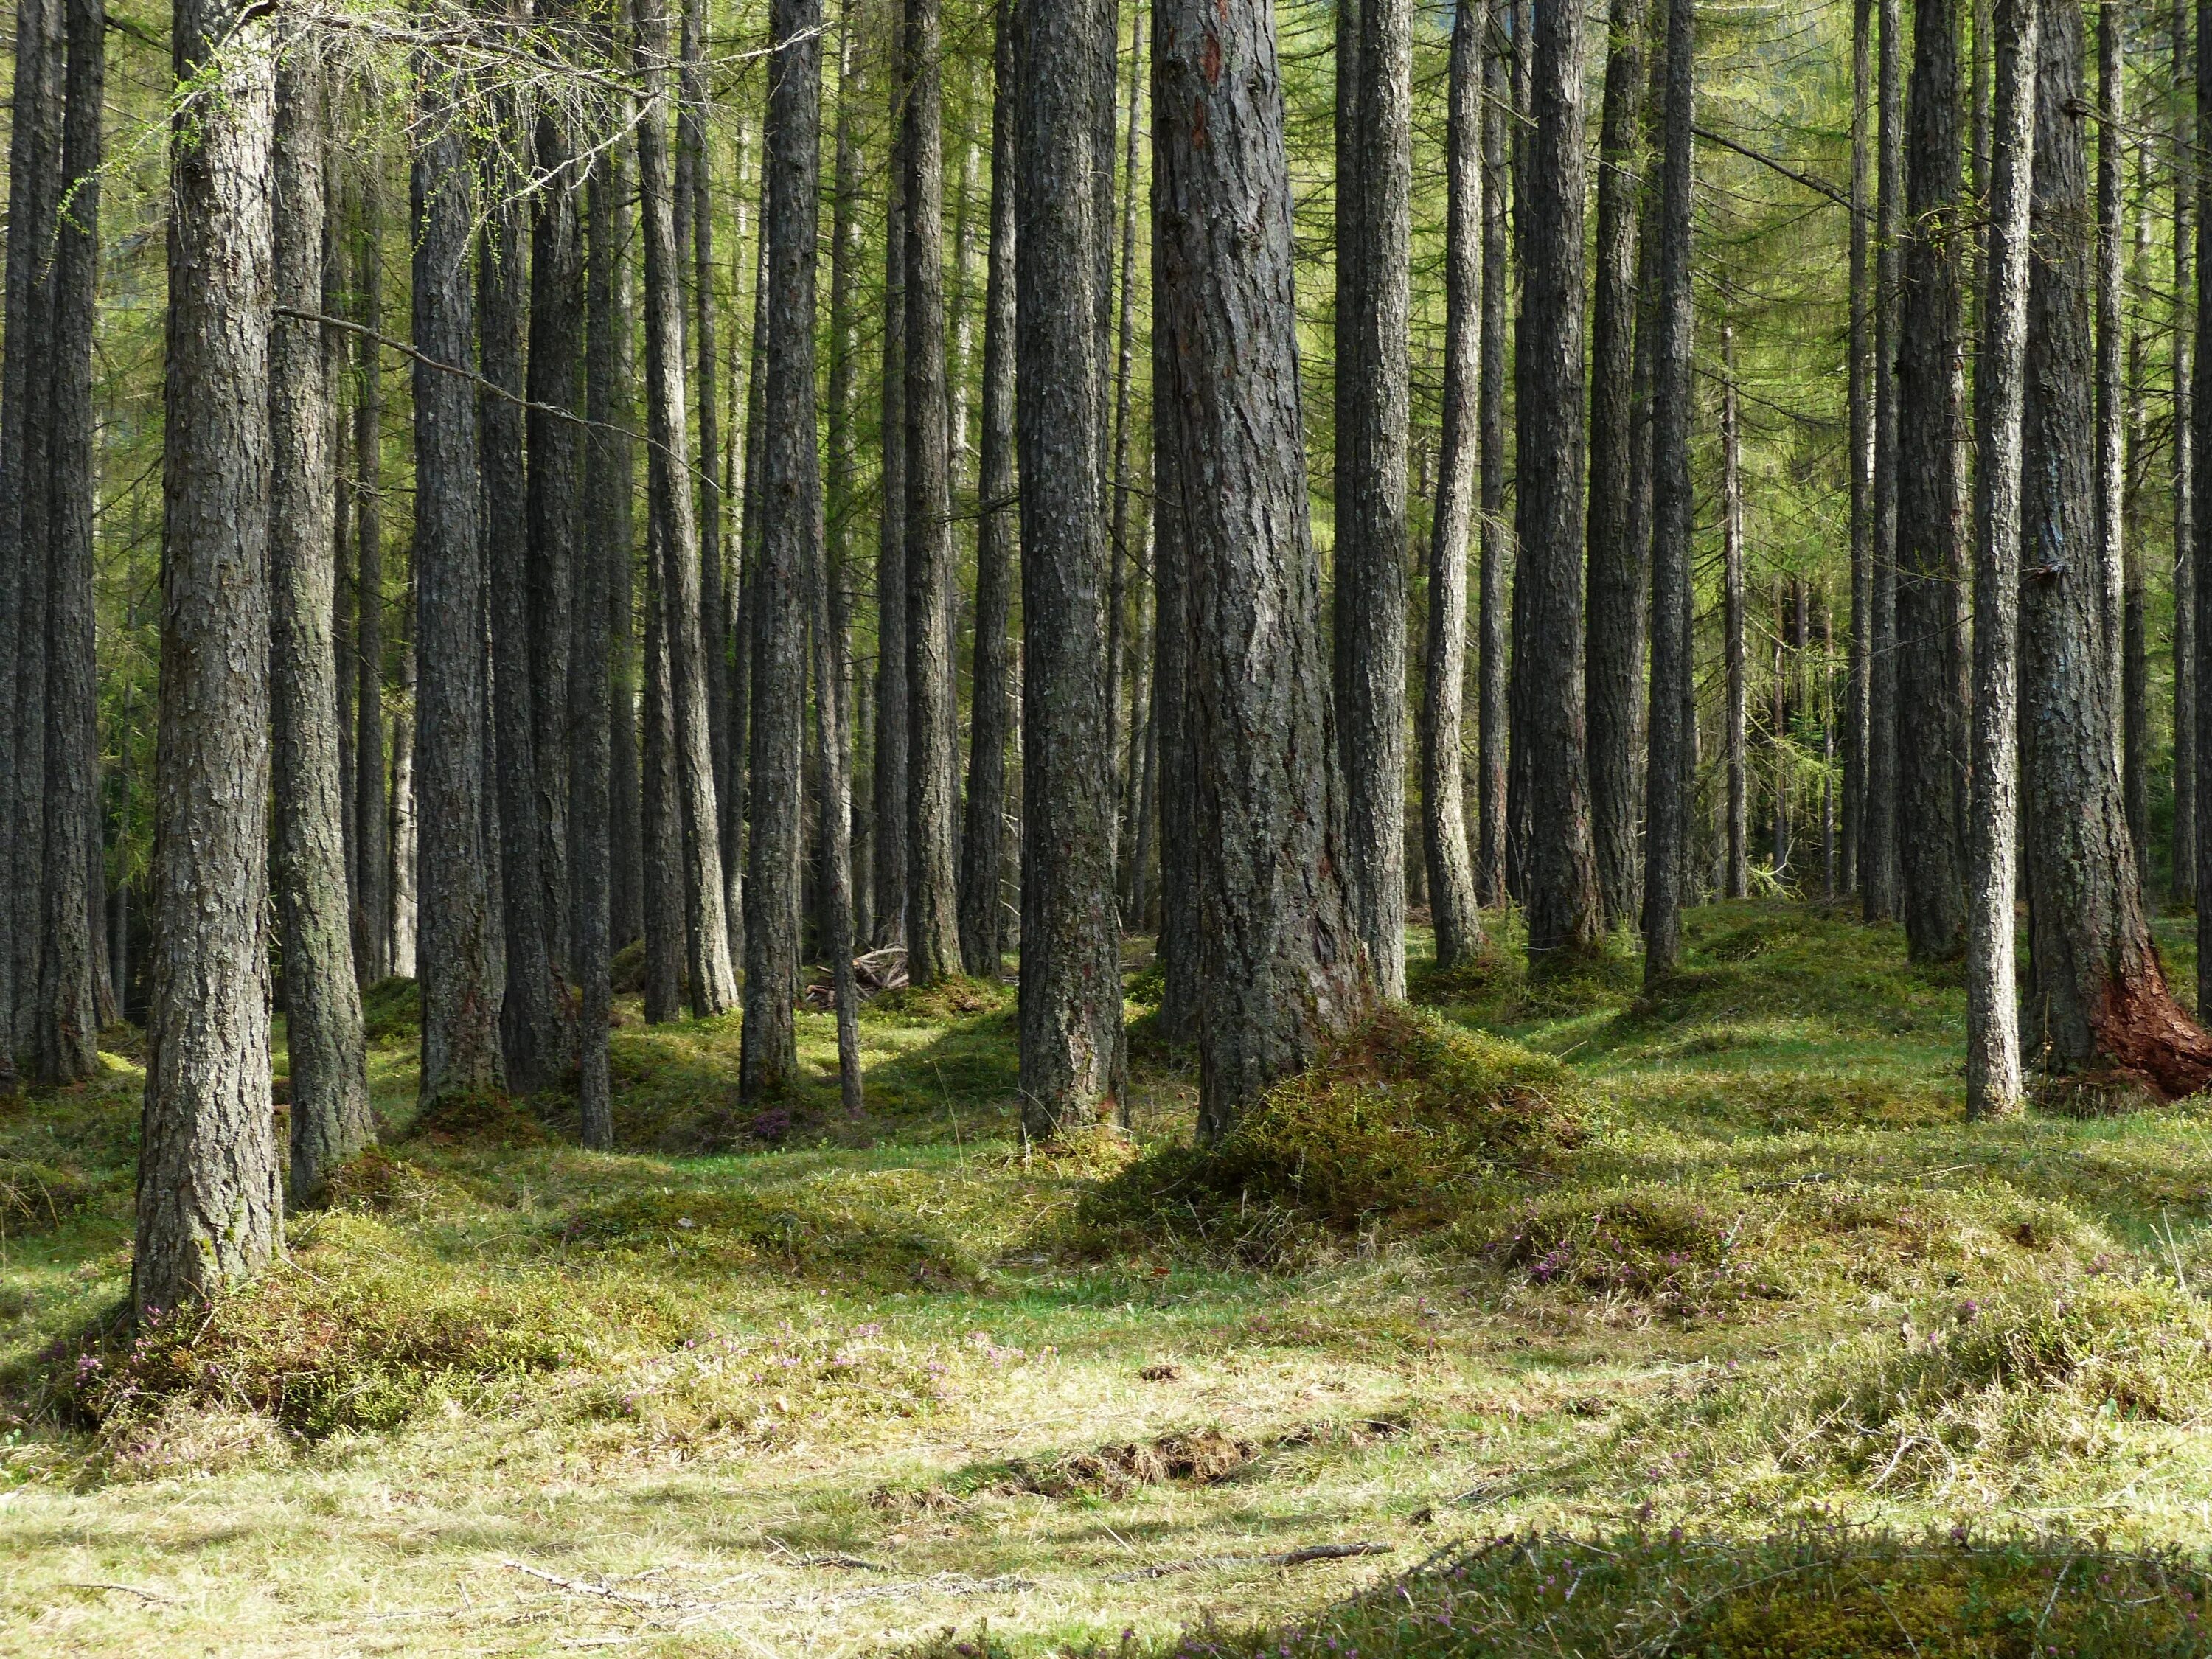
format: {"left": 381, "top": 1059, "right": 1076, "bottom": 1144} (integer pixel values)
{"left": 354, "top": 164, "right": 390, "bottom": 984}
{"left": 1105, "top": 1, "right": 1144, "bottom": 872}
{"left": 1475, "top": 3, "right": 1508, "bottom": 909}
{"left": 827, "top": 0, "right": 867, "bottom": 950}
{"left": 1514, "top": 0, "right": 1603, "bottom": 964}
{"left": 636, "top": 0, "right": 740, "bottom": 1015}
{"left": 1722, "top": 325, "right": 1747, "bottom": 897}
{"left": 641, "top": 512, "right": 686, "bottom": 1021}
{"left": 1863, "top": 0, "right": 1903, "bottom": 921}
{"left": 960, "top": 0, "right": 1017, "bottom": 980}
{"left": 1421, "top": 0, "right": 1484, "bottom": 972}
{"left": 873, "top": 7, "right": 910, "bottom": 949}
{"left": 1015, "top": 0, "right": 1124, "bottom": 1135}
{"left": 2178, "top": 0, "right": 2198, "bottom": 907}
{"left": 271, "top": 52, "right": 371, "bottom": 1196}
{"left": 1586, "top": 0, "right": 1647, "bottom": 934}
{"left": 1846, "top": 0, "right": 1871, "bottom": 894}
{"left": 2096, "top": 3, "right": 2126, "bottom": 738}
{"left": 411, "top": 108, "right": 502, "bottom": 1107}
{"left": 136, "top": 0, "right": 282, "bottom": 1314}
{"left": 1154, "top": 0, "right": 1375, "bottom": 1133}
{"left": 1151, "top": 119, "right": 1199, "bottom": 1043}
{"left": 742, "top": 0, "right": 824, "bottom": 1099}
{"left": 1641, "top": 0, "right": 1696, "bottom": 981}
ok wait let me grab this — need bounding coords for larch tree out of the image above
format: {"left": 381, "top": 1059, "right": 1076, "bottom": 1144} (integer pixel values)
{"left": 1863, "top": 0, "right": 1902, "bottom": 922}
{"left": 2174, "top": 0, "right": 2196, "bottom": 908}
{"left": 2022, "top": 0, "right": 2212, "bottom": 1096}
{"left": 1514, "top": 0, "right": 1603, "bottom": 964}
{"left": 1473, "top": 0, "right": 1509, "bottom": 911}
{"left": 136, "top": 0, "right": 282, "bottom": 1312}
{"left": 353, "top": 162, "right": 390, "bottom": 985}
{"left": 1153, "top": 0, "right": 1374, "bottom": 1135}
{"left": 1845, "top": 0, "right": 1871, "bottom": 896}
{"left": 873, "top": 2, "right": 910, "bottom": 950}
{"left": 1894, "top": 0, "right": 1967, "bottom": 962}
{"left": 1015, "top": 0, "right": 1124, "bottom": 1137}
{"left": 742, "top": 0, "right": 825, "bottom": 1101}
{"left": 1419, "top": 0, "right": 1484, "bottom": 973}
{"left": 270, "top": 47, "right": 372, "bottom": 1197}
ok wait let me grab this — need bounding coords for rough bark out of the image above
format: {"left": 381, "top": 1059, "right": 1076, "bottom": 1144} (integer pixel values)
{"left": 1015, "top": 0, "right": 1124, "bottom": 1135}
{"left": 2198, "top": 0, "right": 2212, "bottom": 1016}
{"left": 2178, "top": 0, "right": 2198, "bottom": 908}
{"left": 2126, "top": 143, "right": 2151, "bottom": 864}
{"left": 354, "top": 164, "right": 390, "bottom": 984}
{"left": 1586, "top": 0, "right": 1648, "bottom": 933}
{"left": 636, "top": 0, "right": 739, "bottom": 1016}
{"left": 38, "top": 0, "right": 102, "bottom": 1083}
{"left": 1105, "top": 2, "right": 1144, "bottom": 851}
{"left": 1474, "top": 1, "right": 1509, "bottom": 911}
{"left": 960, "top": 0, "right": 1018, "bottom": 980}
{"left": 1896, "top": 0, "right": 1969, "bottom": 961}
{"left": 827, "top": 0, "right": 868, "bottom": 951}
{"left": 1514, "top": 0, "right": 1603, "bottom": 964}
{"left": 411, "top": 108, "right": 501, "bottom": 1107}
{"left": 136, "top": 0, "right": 282, "bottom": 1314}
{"left": 873, "top": 7, "right": 910, "bottom": 949}
{"left": 2096, "top": 3, "right": 2126, "bottom": 739}
{"left": 1154, "top": 0, "right": 1375, "bottom": 1134}
{"left": 1722, "top": 326, "right": 1747, "bottom": 897}
{"left": 1642, "top": 0, "right": 1696, "bottom": 982}
{"left": 270, "top": 52, "right": 372, "bottom": 1196}
{"left": 1846, "top": 0, "right": 1872, "bottom": 894}
{"left": 1863, "top": 0, "right": 1904, "bottom": 921}
{"left": 641, "top": 513, "right": 687, "bottom": 1022}
{"left": 1421, "top": 0, "right": 1485, "bottom": 972}
{"left": 2025, "top": 0, "right": 2212, "bottom": 1097}
{"left": 742, "top": 0, "right": 823, "bottom": 1099}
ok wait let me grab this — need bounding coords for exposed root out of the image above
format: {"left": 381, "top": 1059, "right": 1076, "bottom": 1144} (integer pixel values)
{"left": 2092, "top": 970, "right": 2212, "bottom": 1102}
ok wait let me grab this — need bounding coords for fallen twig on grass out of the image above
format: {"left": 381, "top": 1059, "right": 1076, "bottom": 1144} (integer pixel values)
{"left": 1106, "top": 1543, "right": 1393, "bottom": 1582}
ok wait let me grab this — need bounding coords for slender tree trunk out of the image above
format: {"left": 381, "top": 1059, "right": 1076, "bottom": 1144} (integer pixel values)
{"left": 37, "top": 0, "right": 102, "bottom": 1083}
{"left": 741, "top": 0, "right": 824, "bottom": 1099}
{"left": 1864, "top": 0, "right": 1904, "bottom": 921}
{"left": 827, "top": 0, "right": 868, "bottom": 950}
{"left": 1722, "top": 325, "right": 1747, "bottom": 897}
{"left": 1513, "top": 0, "right": 1602, "bottom": 964}
{"left": 2025, "top": 0, "right": 2212, "bottom": 1096}
{"left": 1474, "top": 2, "right": 1509, "bottom": 911}
{"left": 1015, "top": 0, "right": 1124, "bottom": 1135}
{"left": 1585, "top": 0, "right": 1647, "bottom": 933}
{"left": 1896, "top": 0, "right": 1969, "bottom": 961}
{"left": 352, "top": 166, "right": 390, "bottom": 984}
{"left": 136, "top": 0, "right": 282, "bottom": 1312}
{"left": 1422, "top": 0, "right": 1485, "bottom": 971}
{"left": 874, "top": 7, "right": 910, "bottom": 949}
{"left": 1155, "top": 0, "right": 1375, "bottom": 1135}
{"left": 2197, "top": 0, "right": 2212, "bottom": 1016}
{"left": 1772, "top": 580, "right": 1790, "bottom": 878}
{"left": 389, "top": 638, "right": 417, "bottom": 978}
{"left": 641, "top": 515, "right": 686, "bottom": 1021}
{"left": 960, "top": 0, "right": 1018, "bottom": 979}
{"left": 1105, "top": 2, "right": 1144, "bottom": 849}
{"left": 809, "top": 366, "right": 865, "bottom": 1119}
{"left": 1332, "top": 0, "right": 1412, "bottom": 993}
{"left": 1846, "top": 0, "right": 1872, "bottom": 894}
{"left": 2126, "top": 145, "right": 2151, "bottom": 863}
{"left": 636, "top": 0, "right": 739, "bottom": 1016}
{"left": 2177, "top": 0, "right": 2198, "bottom": 908}
{"left": 1642, "top": 0, "right": 1696, "bottom": 981}
{"left": 270, "top": 51, "right": 371, "bottom": 1195}
{"left": 2097, "top": 2, "right": 2126, "bottom": 739}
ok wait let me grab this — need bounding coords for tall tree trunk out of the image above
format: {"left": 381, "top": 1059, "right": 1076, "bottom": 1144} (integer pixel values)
{"left": 38, "top": 0, "right": 102, "bottom": 1083}
{"left": 1334, "top": 0, "right": 1412, "bottom": 994}
{"left": 1585, "top": 0, "right": 1647, "bottom": 933}
{"left": 1846, "top": 0, "right": 1872, "bottom": 894}
{"left": 874, "top": 6, "right": 910, "bottom": 950}
{"left": 2096, "top": 2, "right": 2126, "bottom": 738}
{"left": 270, "top": 51, "right": 371, "bottom": 1195}
{"left": 637, "top": 0, "right": 739, "bottom": 1015}
{"left": 411, "top": 102, "right": 501, "bottom": 1107}
{"left": 1642, "top": 0, "right": 1696, "bottom": 981}
{"left": 2126, "top": 144, "right": 2151, "bottom": 863}
{"left": 827, "top": 0, "right": 869, "bottom": 950}
{"left": 1155, "top": 0, "right": 1374, "bottom": 1134}
{"left": 354, "top": 164, "right": 390, "bottom": 984}
{"left": 2177, "top": 0, "right": 2198, "bottom": 908}
{"left": 136, "top": 0, "right": 282, "bottom": 1312}
{"left": 901, "top": 0, "right": 963, "bottom": 986}
{"left": 1105, "top": 2, "right": 1144, "bottom": 851}
{"left": 2025, "top": 0, "right": 2212, "bottom": 1096}
{"left": 1864, "top": 0, "right": 1904, "bottom": 921}
{"left": 960, "top": 0, "right": 1017, "bottom": 980}
{"left": 809, "top": 351, "right": 865, "bottom": 1118}
{"left": 742, "top": 0, "right": 824, "bottom": 1099}
{"left": 482, "top": 142, "right": 562, "bottom": 1091}
{"left": 1896, "top": 0, "right": 1969, "bottom": 961}
{"left": 641, "top": 515, "right": 686, "bottom": 1021}
{"left": 1152, "top": 108, "right": 1200, "bottom": 1045}
{"left": 1513, "top": 0, "right": 1601, "bottom": 964}
{"left": 1015, "top": 0, "right": 1124, "bottom": 1135}
{"left": 1474, "top": 1, "right": 1509, "bottom": 911}
{"left": 1422, "top": 0, "right": 1485, "bottom": 971}
{"left": 389, "top": 635, "right": 417, "bottom": 978}
{"left": 1722, "top": 324, "right": 1747, "bottom": 897}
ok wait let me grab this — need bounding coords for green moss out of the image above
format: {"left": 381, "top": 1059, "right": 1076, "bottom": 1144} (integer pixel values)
{"left": 359, "top": 977, "right": 422, "bottom": 1043}
{"left": 403, "top": 1089, "right": 552, "bottom": 1148}
{"left": 866, "top": 975, "right": 1012, "bottom": 1023}
{"left": 0, "top": 1159, "right": 96, "bottom": 1234}
{"left": 553, "top": 1186, "right": 984, "bottom": 1290}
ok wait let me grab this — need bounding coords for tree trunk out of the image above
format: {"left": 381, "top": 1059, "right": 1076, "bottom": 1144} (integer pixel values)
{"left": 1722, "top": 325, "right": 1747, "bottom": 897}
{"left": 636, "top": 0, "right": 739, "bottom": 1016}
{"left": 353, "top": 164, "right": 390, "bottom": 984}
{"left": 2177, "top": 0, "right": 2198, "bottom": 908}
{"left": 1474, "top": 2, "right": 1509, "bottom": 911}
{"left": 741, "top": 0, "right": 824, "bottom": 1099}
{"left": 641, "top": 515, "right": 686, "bottom": 1022}
{"left": 389, "top": 638, "right": 417, "bottom": 978}
{"left": 136, "top": 0, "right": 282, "bottom": 1313}
{"left": 270, "top": 51, "right": 371, "bottom": 1196}
{"left": 1512, "top": 0, "right": 1602, "bottom": 964}
{"left": 1105, "top": 2, "right": 1145, "bottom": 855}
{"left": 1642, "top": 0, "right": 1696, "bottom": 981}
{"left": 1155, "top": 0, "right": 1375, "bottom": 1134}
{"left": 1014, "top": 0, "right": 1123, "bottom": 1135}
{"left": 1896, "top": 0, "right": 1969, "bottom": 961}
{"left": 37, "top": 0, "right": 102, "bottom": 1084}
{"left": 874, "top": 4, "right": 910, "bottom": 950}
{"left": 2096, "top": 2, "right": 2126, "bottom": 740}
{"left": 1585, "top": 0, "right": 1648, "bottom": 934}
{"left": 1846, "top": 0, "right": 1872, "bottom": 895}
{"left": 1421, "top": 0, "right": 1485, "bottom": 972}
{"left": 1863, "top": 0, "right": 1903, "bottom": 922}
{"left": 1152, "top": 139, "right": 1199, "bottom": 1044}
{"left": 960, "top": 0, "right": 1017, "bottom": 980}
{"left": 828, "top": 0, "right": 869, "bottom": 950}
{"left": 2126, "top": 143, "right": 2151, "bottom": 864}
{"left": 2024, "top": 0, "right": 2212, "bottom": 1097}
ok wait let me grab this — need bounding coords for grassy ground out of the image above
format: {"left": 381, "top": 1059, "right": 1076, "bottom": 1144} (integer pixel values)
{"left": 7, "top": 902, "right": 2212, "bottom": 1655}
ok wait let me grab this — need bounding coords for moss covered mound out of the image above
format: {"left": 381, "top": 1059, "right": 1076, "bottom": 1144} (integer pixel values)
{"left": 553, "top": 1186, "right": 983, "bottom": 1290}
{"left": 1078, "top": 1006, "right": 1588, "bottom": 1256}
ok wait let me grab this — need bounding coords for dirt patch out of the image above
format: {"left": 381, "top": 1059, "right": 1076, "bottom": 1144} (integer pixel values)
{"left": 1009, "top": 1427, "right": 1256, "bottom": 1498}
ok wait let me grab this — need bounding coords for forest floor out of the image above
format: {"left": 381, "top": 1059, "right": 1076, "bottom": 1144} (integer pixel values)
{"left": 9, "top": 902, "right": 2212, "bottom": 1655}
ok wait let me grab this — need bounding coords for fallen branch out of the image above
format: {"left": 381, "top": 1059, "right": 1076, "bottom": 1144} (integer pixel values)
{"left": 1106, "top": 1543, "right": 1392, "bottom": 1582}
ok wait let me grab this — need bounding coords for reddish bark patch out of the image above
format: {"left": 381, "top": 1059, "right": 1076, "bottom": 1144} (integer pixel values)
{"left": 2093, "top": 971, "right": 2212, "bottom": 1102}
